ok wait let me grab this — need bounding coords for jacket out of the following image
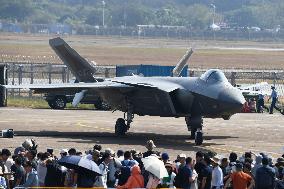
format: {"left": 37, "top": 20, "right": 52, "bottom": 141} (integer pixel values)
{"left": 117, "top": 165, "right": 144, "bottom": 189}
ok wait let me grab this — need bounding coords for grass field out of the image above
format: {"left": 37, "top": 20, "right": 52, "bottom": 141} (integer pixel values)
{"left": 1, "top": 33, "right": 284, "bottom": 70}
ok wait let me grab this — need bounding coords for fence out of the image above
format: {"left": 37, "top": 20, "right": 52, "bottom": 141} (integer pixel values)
{"left": 2, "top": 62, "right": 284, "bottom": 97}
{"left": 3, "top": 62, "right": 115, "bottom": 97}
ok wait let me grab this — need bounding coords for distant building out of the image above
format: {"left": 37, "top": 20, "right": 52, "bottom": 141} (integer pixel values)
{"left": 49, "top": 24, "right": 71, "bottom": 34}
{"left": 1, "top": 23, "right": 23, "bottom": 33}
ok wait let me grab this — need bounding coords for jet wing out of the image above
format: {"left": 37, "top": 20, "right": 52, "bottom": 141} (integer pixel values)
{"left": 111, "top": 76, "right": 183, "bottom": 92}
{"left": 3, "top": 78, "right": 182, "bottom": 92}
{"left": 3, "top": 78, "right": 183, "bottom": 116}
{"left": 3, "top": 81, "right": 128, "bottom": 93}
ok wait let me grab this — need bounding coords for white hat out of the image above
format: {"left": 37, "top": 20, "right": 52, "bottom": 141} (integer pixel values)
{"left": 179, "top": 154, "right": 186, "bottom": 158}
{"left": 60, "top": 149, "right": 68, "bottom": 154}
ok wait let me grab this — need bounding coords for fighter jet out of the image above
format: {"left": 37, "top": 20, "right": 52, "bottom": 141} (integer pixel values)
{"left": 3, "top": 39, "right": 245, "bottom": 145}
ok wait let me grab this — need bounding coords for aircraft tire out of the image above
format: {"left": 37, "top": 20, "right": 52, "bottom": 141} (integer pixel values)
{"left": 53, "top": 96, "right": 67, "bottom": 109}
{"left": 47, "top": 101, "right": 56, "bottom": 109}
{"left": 115, "top": 118, "right": 127, "bottom": 136}
{"left": 195, "top": 131, "right": 203, "bottom": 145}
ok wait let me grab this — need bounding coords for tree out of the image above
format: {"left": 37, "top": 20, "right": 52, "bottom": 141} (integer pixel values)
{"left": 154, "top": 6, "right": 184, "bottom": 26}
{"left": 0, "top": 0, "right": 35, "bottom": 22}
{"left": 183, "top": 4, "right": 212, "bottom": 30}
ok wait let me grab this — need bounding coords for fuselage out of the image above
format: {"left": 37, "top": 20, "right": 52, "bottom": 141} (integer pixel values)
{"left": 98, "top": 69, "right": 245, "bottom": 118}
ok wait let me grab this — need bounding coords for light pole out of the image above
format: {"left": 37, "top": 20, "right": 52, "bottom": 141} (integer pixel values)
{"left": 210, "top": 4, "right": 216, "bottom": 24}
{"left": 102, "top": 0, "right": 106, "bottom": 27}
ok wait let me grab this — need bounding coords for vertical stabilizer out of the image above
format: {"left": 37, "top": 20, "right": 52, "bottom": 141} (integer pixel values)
{"left": 172, "top": 48, "right": 193, "bottom": 77}
{"left": 49, "top": 37, "right": 96, "bottom": 82}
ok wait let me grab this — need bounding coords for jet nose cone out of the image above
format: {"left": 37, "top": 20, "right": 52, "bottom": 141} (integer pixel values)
{"left": 219, "top": 88, "right": 246, "bottom": 108}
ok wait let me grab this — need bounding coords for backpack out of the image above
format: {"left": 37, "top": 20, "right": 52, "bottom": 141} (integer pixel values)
{"left": 118, "top": 160, "right": 132, "bottom": 185}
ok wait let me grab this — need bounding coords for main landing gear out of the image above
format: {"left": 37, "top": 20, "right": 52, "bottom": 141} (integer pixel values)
{"left": 115, "top": 103, "right": 134, "bottom": 136}
{"left": 185, "top": 116, "right": 203, "bottom": 145}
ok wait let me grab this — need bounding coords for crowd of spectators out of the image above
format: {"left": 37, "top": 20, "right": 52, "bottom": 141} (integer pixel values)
{"left": 0, "top": 138, "right": 283, "bottom": 189}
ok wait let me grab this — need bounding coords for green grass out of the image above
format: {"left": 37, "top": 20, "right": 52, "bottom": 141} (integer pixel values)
{"left": 7, "top": 96, "right": 95, "bottom": 110}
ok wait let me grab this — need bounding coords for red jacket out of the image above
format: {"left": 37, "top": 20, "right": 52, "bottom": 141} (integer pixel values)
{"left": 117, "top": 165, "right": 144, "bottom": 189}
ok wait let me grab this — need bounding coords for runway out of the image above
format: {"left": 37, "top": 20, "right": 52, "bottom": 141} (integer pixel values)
{"left": 0, "top": 107, "right": 283, "bottom": 159}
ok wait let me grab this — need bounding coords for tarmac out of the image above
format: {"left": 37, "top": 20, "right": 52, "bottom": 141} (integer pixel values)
{"left": 0, "top": 107, "right": 283, "bottom": 159}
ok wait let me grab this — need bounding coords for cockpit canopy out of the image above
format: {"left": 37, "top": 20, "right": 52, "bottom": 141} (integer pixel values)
{"left": 200, "top": 69, "right": 228, "bottom": 83}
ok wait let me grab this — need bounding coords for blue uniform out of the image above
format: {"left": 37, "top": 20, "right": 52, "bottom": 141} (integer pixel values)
{"left": 269, "top": 89, "right": 280, "bottom": 114}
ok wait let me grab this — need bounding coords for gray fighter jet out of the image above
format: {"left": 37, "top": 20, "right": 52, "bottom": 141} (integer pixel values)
{"left": 4, "top": 39, "right": 245, "bottom": 145}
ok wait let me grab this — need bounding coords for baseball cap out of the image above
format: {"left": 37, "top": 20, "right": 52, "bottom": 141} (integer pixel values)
{"left": 161, "top": 153, "right": 169, "bottom": 160}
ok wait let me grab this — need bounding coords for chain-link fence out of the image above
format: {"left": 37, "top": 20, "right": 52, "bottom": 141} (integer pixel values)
{"left": 2, "top": 62, "right": 284, "bottom": 97}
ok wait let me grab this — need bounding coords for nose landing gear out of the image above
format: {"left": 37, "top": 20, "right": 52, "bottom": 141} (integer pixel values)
{"left": 185, "top": 116, "right": 203, "bottom": 145}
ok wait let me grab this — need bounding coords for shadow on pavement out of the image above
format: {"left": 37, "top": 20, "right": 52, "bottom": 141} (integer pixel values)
{"left": 15, "top": 130, "right": 237, "bottom": 152}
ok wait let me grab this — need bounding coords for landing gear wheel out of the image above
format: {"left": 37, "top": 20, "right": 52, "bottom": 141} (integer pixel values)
{"left": 53, "top": 96, "right": 67, "bottom": 109}
{"left": 185, "top": 116, "right": 203, "bottom": 144}
{"left": 47, "top": 101, "right": 55, "bottom": 109}
{"left": 115, "top": 118, "right": 127, "bottom": 136}
{"left": 195, "top": 131, "right": 203, "bottom": 145}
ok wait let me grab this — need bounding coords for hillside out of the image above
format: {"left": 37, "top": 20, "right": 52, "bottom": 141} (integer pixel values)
{"left": 0, "top": 0, "right": 283, "bottom": 30}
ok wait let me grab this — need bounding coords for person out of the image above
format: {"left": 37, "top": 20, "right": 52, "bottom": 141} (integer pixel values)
{"left": 268, "top": 86, "right": 282, "bottom": 114}
{"left": 199, "top": 156, "right": 212, "bottom": 189}
{"left": 224, "top": 163, "right": 254, "bottom": 189}
{"left": 210, "top": 156, "right": 224, "bottom": 189}
{"left": 195, "top": 151, "right": 205, "bottom": 175}
{"left": 118, "top": 151, "right": 138, "bottom": 186}
{"left": 59, "top": 149, "right": 68, "bottom": 159}
{"left": 177, "top": 154, "right": 187, "bottom": 172}
{"left": 146, "top": 172, "right": 160, "bottom": 189}
{"left": 220, "top": 158, "right": 229, "bottom": 179}
{"left": 94, "top": 152, "right": 112, "bottom": 188}
{"left": 45, "top": 157, "right": 65, "bottom": 187}
{"left": 248, "top": 98, "right": 256, "bottom": 113}
{"left": 37, "top": 152, "right": 48, "bottom": 186}
{"left": 275, "top": 158, "right": 284, "bottom": 178}
{"left": 26, "top": 150, "right": 38, "bottom": 169}
{"left": 275, "top": 167, "right": 284, "bottom": 189}
{"left": 243, "top": 163, "right": 253, "bottom": 177}
{"left": 117, "top": 150, "right": 124, "bottom": 161}
{"left": 191, "top": 164, "right": 198, "bottom": 189}
{"left": 174, "top": 157, "right": 197, "bottom": 189}
{"left": 257, "top": 93, "right": 269, "bottom": 113}
{"left": 255, "top": 156, "right": 276, "bottom": 189}
{"left": 161, "top": 153, "right": 170, "bottom": 164}
{"left": 0, "top": 149, "right": 12, "bottom": 188}
{"left": 226, "top": 152, "right": 237, "bottom": 174}
{"left": 75, "top": 170, "right": 96, "bottom": 188}
{"left": 93, "top": 144, "right": 102, "bottom": 152}
{"left": 1, "top": 149, "right": 13, "bottom": 173}
{"left": 0, "top": 175, "right": 6, "bottom": 189}
{"left": 105, "top": 148, "right": 122, "bottom": 188}
{"left": 251, "top": 155, "right": 262, "bottom": 177}
{"left": 143, "top": 140, "right": 159, "bottom": 158}
{"left": 18, "top": 161, "right": 39, "bottom": 188}
{"left": 68, "top": 148, "right": 76, "bottom": 156}
{"left": 13, "top": 156, "right": 25, "bottom": 188}
{"left": 117, "top": 165, "right": 144, "bottom": 189}
{"left": 161, "top": 162, "right": 176, "bottom": 188}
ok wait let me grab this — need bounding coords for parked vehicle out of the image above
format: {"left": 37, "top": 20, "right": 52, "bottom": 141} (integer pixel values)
{"left": 44, "top": 91, "right": 110, "bottom": 110}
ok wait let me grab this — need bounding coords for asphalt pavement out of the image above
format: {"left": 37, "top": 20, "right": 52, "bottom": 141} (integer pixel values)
{"left": 0, "top": 107, "right": 283, "bottom": 159}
